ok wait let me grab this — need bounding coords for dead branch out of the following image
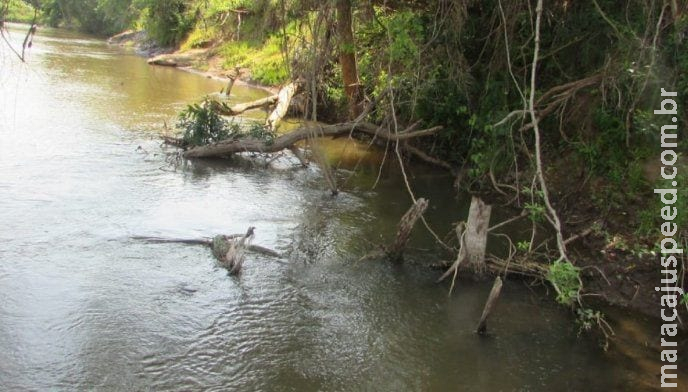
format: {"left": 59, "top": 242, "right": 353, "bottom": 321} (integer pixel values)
{"left": 529, "top": 0, "right": 569, "bottom": 263}
{"left": 403, "top": 143, "right": 455, "bottom": 173}
{"left": 487, "top": 210, "right": 528, "bottom": 232}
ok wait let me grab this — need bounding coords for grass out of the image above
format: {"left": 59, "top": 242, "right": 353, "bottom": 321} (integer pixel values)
{"left": 218, "top": 35, "right": 289, "bottom": 86}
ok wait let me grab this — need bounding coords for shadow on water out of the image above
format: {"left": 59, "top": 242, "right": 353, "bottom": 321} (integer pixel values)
{"left": 0, "top": 23, "right": 682, "bottom": 391}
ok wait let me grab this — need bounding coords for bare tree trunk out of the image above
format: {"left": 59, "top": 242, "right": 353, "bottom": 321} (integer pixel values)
{"left": 336, "top": 0, "right": 362, "bottom": 120}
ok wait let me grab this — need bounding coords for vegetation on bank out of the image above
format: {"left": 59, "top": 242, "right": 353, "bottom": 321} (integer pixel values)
{"left": 3, "top": 0, "right": 687, "bottom": 324}
{"left": 3, "top": 0, "right": 36, "bottom": 23}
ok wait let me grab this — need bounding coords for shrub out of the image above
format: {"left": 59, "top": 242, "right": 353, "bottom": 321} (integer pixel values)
{"left": 177, "top": 99, "right": 236, "bottom": 146}
{"left": 547, "top": 261, "right": 582, "bottom": 306}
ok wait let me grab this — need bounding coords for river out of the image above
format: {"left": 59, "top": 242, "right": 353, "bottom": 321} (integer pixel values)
{"left": 0, "top": 24, "right": 666, "bottom": 391}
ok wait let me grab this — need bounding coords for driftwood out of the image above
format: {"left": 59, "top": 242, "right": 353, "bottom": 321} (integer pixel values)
{"left": 476, "top": 276, "right": 503, "bottom": 335}
{"left": 213, "top": 228, "right": 255, "bottom": 275}
{"left": 132, "top": 229, "right": 282, "bottom": 274}
{"left": 183, "top": 122, "right": 442, "bottom": 158}
{"left": 386, "top": 198, "right": 429, "bottom": 262}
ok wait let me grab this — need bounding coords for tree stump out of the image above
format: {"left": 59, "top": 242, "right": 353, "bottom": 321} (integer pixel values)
{"left": 464, "top": 196, "right": 492, "bottom": 276}
{"left": 437, "top": 196, "right": 492, "bottom": 287}
{"left": 386, "top": 198, "right": 429, "bottom": 262}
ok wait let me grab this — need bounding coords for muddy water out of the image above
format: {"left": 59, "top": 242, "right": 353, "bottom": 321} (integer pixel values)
{"left": 0, "top": 24, "right": 670, "bottom": 390}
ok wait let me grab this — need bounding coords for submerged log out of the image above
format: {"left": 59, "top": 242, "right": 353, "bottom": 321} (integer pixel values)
{"left": 477, "top": 276, "right": 503, "bottom": 335}
{"left": 386, "top": 198, "right": 429, "bottom": 262}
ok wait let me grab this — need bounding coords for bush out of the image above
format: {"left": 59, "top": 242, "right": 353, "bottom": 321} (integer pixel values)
{"left": 177, "top": 99, "right": 236, "bottom": 146}
{"left": 547, "top": 261, "right": 582, "bottom": 306}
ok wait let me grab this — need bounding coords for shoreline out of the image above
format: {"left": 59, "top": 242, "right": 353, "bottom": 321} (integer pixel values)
{"left": 107, "top": 30, "right": 279, "bottom": 95}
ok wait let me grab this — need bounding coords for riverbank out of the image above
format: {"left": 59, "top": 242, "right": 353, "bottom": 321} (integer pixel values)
{"left": 108, "top": 28, "right": 687, "bottom": 326}
{"left": 107, "top": 30, "right": 279, "bottom": 95}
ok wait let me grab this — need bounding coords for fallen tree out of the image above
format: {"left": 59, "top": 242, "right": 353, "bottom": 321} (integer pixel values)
{"left": 181, "top": 122, "right": 442, "bottom": 158}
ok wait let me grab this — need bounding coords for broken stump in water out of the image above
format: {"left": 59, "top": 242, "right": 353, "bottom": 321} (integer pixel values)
{"left": 477, "top": 276, "right": 503, "bottom": 335}
{"left": 437, "top": 196, "right": 492, "bottom": 287}
{"left": 464, "top": 196, "right": 492, "bottom": 276}
{"left": 386, "top": 198, "right": 429, "bottom": 262}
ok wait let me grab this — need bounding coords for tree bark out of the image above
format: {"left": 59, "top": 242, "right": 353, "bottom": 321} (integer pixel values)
{"left": 464, "top": 197, "right": 491, "bottom": 275}
{"left": 336, "top": 0, "right": 362, "bottom": 120}
{"left": 266, "top": 82, "right": 299, "bottom": 131}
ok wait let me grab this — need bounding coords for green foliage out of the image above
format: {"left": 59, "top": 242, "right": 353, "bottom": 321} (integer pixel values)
{"left": 3, "top": 0, "right": 37, "bottom": 23}
{"left": 219, "top": 35, "right": 288, "bottom": 85}
{"left": 136, "top": 0, "right": 194, "bottom": 46}
{"left": 638, "top": 170, "right": 688, "bottom": 236}
{"left": 177, "top": 98, "right": 276, "bottom": 146}
{"left": 40, "top": 0, "right": 138, "bottom": 35}
{"left": 547, "top": 261, "right": 581, "bottom": 306}
{"left": 178, "top": 99, "right": 235, "bottom": 146}
{"left": 244, "top": 122, "right": 276, "bottom": 145}
{"left": 681, "top": 293, "right": 688, "bottom": 306}
{"left": 525, "top": 202, "right": 546, "bottom": 223}
{"left": 516, "top": 241, "right": 530, "bottom": 252}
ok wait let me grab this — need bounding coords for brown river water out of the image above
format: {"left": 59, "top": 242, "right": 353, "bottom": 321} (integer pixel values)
{"left": 0, "top": 24, "right": 674, "bottom": 391}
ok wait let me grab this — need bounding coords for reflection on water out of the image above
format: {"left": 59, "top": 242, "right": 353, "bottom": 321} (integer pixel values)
{"left": 0, "top": 23, "right": 677, "bottom": 391}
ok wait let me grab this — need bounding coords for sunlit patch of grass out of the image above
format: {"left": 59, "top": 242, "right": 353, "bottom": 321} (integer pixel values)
{"left": 219, "top": 35, "right": 288, "bottom": 85}
{"left": 180, "top": 25, "right": 219, "bottom": 51}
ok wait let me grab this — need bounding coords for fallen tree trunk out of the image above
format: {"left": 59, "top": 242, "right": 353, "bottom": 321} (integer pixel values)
{"left": 183, "top": 122, "right": 442, "bottom": 158}
{"left": 212, "top": 95, "right": 279, "bottom": 116}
